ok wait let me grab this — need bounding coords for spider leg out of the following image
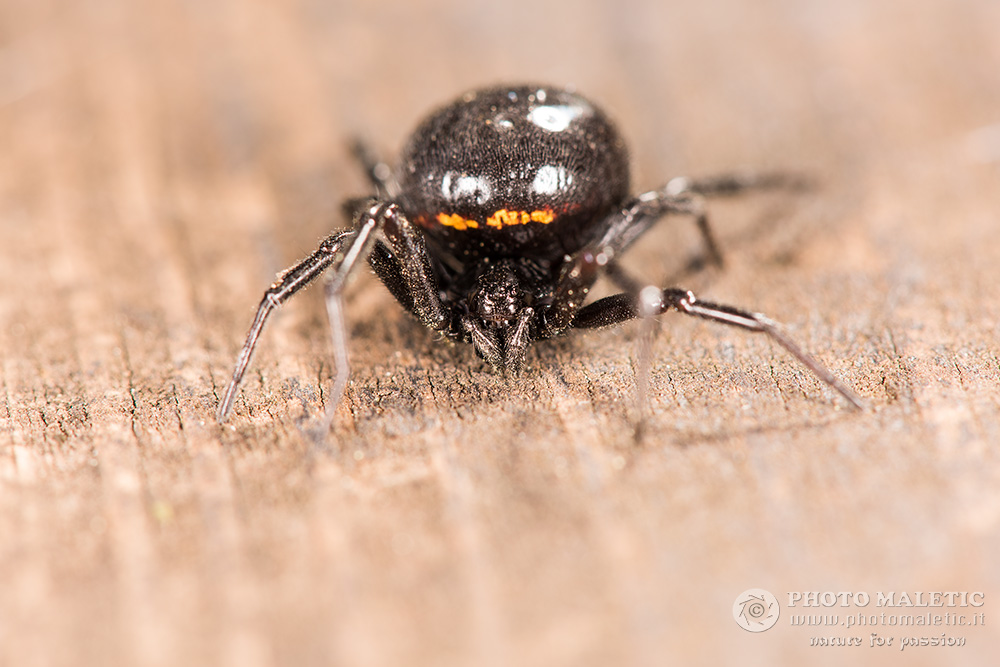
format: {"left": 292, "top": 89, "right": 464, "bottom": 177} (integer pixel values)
{"left": 593, "top": 170, "right": 810, "bottom": 269}
{"left": 319, "top": 202, "right": 449, "bottom": 429}
{"left": 592, "top": 189, "right": 723, "bottom": 268}
{"left": 600, "top": 263, "right": 663, "bottom": 423}
{"left": 349, "top": 139, "right": 400, "bottom": 198}
{"left": 340, "top": 195, "right": 451, "bottom": 334}
{"left": 571, "top": 285, "right": 863, "bottom": 409}
{"left": 374, "top": 206, "right": 449, "bottom": 333}
{"left": 666, "top": 170, "right": 810, "bottom": 197}
{"left": 218, "top": 200, "right": 390, "bottom": 423}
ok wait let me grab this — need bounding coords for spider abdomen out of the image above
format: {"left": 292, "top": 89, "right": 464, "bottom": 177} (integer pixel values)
{"left": 398, "top": 85, "right": 630, "bottom": 261}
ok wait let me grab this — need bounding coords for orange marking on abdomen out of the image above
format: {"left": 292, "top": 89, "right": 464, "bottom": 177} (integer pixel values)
{"left": 485, "top": 208, "right": 555, "bottom": 229}
{"left": 432, "top": 208, "right": 556, "bottom": 231}
{"left": 436, "top": 213, "right": 479, "bottom": 230}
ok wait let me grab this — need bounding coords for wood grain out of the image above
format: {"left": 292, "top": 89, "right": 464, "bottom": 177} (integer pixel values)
{"left": 2, "top": 0, "right": 998, "bottom": 665}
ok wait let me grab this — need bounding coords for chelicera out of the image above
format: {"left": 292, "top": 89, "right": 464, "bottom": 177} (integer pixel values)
{"left": 217, "top": 84, "right": 861, "bottom": 422}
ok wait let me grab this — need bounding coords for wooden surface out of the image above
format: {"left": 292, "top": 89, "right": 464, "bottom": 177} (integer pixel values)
{"left": 2, "top": 0, "right": 998, "bottom": 665}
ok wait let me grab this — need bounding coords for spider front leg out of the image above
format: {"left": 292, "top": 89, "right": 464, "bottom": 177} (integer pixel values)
{"left": 320, "top": 202, "right": 450, "bottom": 429}
{"left": 571, "top": 284, "right": 863, "bottom": 409}
{"left": 217, "top": 200, "right": 392, "bottom": 423}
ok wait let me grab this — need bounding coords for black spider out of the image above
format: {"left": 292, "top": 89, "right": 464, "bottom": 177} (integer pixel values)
{"left": 217, "top": 84, "right": 861, "bottom": 423}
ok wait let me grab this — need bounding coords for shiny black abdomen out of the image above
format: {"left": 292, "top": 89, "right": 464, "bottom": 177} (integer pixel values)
{"left": 397, "top": 85, "right": 630, "bottom": 267}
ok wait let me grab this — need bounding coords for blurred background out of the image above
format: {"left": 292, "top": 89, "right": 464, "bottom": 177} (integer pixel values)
{"left": 1, "top": 0, "right": 998, "bottom": 665}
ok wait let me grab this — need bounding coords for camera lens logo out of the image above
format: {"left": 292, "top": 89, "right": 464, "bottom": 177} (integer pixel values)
{"left": 733, "top": 589, "right": 780, "bottom": 632}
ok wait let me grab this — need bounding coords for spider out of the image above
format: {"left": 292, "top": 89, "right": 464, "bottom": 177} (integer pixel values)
{"left": 217, "top": 84, "right": 862, "bottom": 423}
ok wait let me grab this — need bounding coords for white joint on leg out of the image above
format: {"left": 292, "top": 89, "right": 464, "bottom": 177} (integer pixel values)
{"left": 665, "top": 176, "right": 690, "bottom": 196}
{"left": 639, "top": 285, "right": 663, "bottom": 317}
